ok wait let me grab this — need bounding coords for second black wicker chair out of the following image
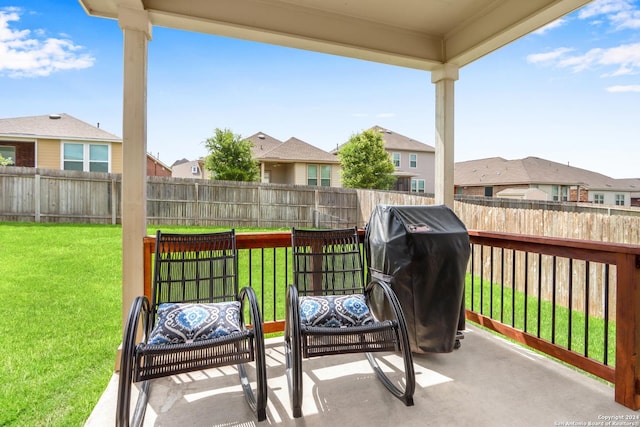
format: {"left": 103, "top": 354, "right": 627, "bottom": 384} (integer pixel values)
{"left": 116, "top": 230, "right": 267, "bottom": 426}
{"left": 284, "top": 227, "right": 415, "bottom": 418}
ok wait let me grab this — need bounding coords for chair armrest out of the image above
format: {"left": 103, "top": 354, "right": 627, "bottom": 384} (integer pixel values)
{"left": 120, "top": 296, "right": 151, "bottom": 376}
{"left": 238, "top": 286, "right": 264, "bottom": 338}
{"left": 365, "top": 279, "right": 409, "bottom": 329}
{"left": 285, "top": 285, "right": 301, "bottom": 338}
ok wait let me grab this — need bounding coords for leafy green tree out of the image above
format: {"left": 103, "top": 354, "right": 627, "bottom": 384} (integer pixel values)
{"left": 337, "top": 129, "right": 396, "bottom": 190}
{"left": 203, "top": 128, "right": 260, "bottom": 181}
{"left": 0, "top": 154, "right": 14, "bottom": 166}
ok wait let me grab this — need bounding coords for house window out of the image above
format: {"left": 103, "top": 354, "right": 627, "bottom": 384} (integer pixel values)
{"left": 307, "top": 165, "right": 318, "bottom": 186}
{"left": 615, "top": 194, "right": 625, "bottom": 206}
{"left": 63, "top": 143, "right": 109, "bottom": 172}
{"left": 593, "top": 194, "right": 604, "bottom": 204}
{"left": 392, "top": 153, "right": 400, "bottom": 168}
{"left": 320, "top": 165, "right": 331, "bottom": 187}
{"left": 0, "top": 146, "right": 15, "bottom": 164}
{"left": 307, "top": 165, "right": 331, "bottom": 187}
{"left": 552, "top": 185, "right": 568, "bottom": 202}
{"left": 191, "top": 165, "right": 200, "bottom": 174}
{"left": 411, "top": 179, "right": 425, "bottom": 193}
{"left": 484, "top": 186, "right": 493, "bottom": 197}
{"left": 409, "top": 154, "right": 417, "bottom": 168}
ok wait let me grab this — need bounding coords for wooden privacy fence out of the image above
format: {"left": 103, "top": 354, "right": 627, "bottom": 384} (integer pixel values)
{"left": 146, "top": 176, "right": 360, "bottom": 228}
{"left": 0, "top": 167, "right": 120, "bottom": 224}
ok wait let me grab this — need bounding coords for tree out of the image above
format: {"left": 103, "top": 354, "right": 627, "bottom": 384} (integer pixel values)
{"left": 0, "top": 154, "right": 14, "bottom": 166}
{"left": 203, "top": 128, "right": 260, "bottom": 182}
{"left": 337, "top": 129, "right": 396, "bottom": 190}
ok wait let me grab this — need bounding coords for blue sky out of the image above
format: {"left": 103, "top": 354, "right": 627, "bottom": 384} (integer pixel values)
{"left": 1, "top": 0, "right": 639, "bottom": 178}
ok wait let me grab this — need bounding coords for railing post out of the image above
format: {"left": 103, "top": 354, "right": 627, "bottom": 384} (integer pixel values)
{"left": 615, "top": 253, "right": 640, "bottom": 410}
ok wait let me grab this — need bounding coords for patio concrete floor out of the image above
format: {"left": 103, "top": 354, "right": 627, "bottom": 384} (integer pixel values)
{"left": 85, "top": 324, "right": 640, "bottom": 427}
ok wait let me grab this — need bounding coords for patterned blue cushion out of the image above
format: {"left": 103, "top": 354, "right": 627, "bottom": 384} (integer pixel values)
{"left": 148, "top": 302, "right": 241, "bottom": 345}
{"left": 299, "top": 294, "right": 374, "bottom": 327}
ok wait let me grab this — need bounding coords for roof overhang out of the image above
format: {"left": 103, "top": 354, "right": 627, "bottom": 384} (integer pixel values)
{"left": 78, "top": 0, "right": 593, "bottom": 71}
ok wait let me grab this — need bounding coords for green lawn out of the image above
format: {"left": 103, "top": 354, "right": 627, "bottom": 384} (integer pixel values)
{"left": 466, "top": 275, "right": 616, "bottom": 367}
{"left": 0, "top": 222, "right": 285, "bottom": 427}
{"left": 0, "top": 223, "right": 122, "bottom": 426}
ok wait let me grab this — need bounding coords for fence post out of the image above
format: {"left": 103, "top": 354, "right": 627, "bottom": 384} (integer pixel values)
{"left": 194, "top": 182, "right": 199, "bottom": 226}
{"left": 615, "top": 252, "right": 640, "bottom": 410}
{"left": 111, "top": 178, "right": 117, "bottom": 225}
{"left": 34, "top": 173, "right": 40, "bottom": 223}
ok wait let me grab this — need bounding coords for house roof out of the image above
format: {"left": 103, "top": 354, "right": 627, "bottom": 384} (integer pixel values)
{"left": 455, "top": 156, "right": 638, "bottom": 192}
{"left": 332, "top": 125, "right": 434, "bottom": 154}
{"left": 246, "top": 132, "right": 284, "bottom": 158}
{"left": 257, "top": 137, "right": 339, "bottom": 163}
{"left": 371, "top": 125, "right": 434, "bottom": 152}
{"left": 0, "top": 113, "right": 121, "bottom": 142}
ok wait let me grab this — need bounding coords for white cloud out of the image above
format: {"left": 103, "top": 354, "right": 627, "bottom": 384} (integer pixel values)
{"left": 528, "top": 43, "right": 640, "bottom": 76}
{"left": 376, "top": 113, "right": 396, "bottom": 118}
{"left": 606, "top": 84, "right": 640, "bottom": 92}
{"left": 0, "top": 8, "right": 94, "bottom": 78}
{"left": 578, "top": 0, "right": 633, "bottom": 19}
{"left": 526, "top": 47, "right": 574, "bottom": 64}
{"left": 577, "top": 0, "right": 640, "bottom": 29}
{"left": 533, "top": 18, "right": 568, "bottom": 35}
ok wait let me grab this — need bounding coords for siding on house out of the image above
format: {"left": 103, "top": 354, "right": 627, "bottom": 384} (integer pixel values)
{"left": 37, "top": 139, "right": 59, "bottom": 169}
{"left": 0, "top": 113, "right": 124, "bottom": 173}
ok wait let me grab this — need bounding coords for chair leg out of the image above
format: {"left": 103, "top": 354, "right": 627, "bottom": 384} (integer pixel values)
{"left": 238, "top": 361, "right": 267, "bottom": 421}
{"left": 116, "top": 368, "right": 150, "bottom": 427}
{"left": 284, "top": 337, "right": 303, "bottom": 418}
{"left": 285, "top": 286, "right": 303, "bottom": 418}
{"left": 238, "top": 287, "right": 268, "bottom": 421}
{"left": 366, "top": 348, "right": 415, "bottom": 406}
{"left": 365, "top": 280, "right": 416, "bottom": 406}
{"left": 117, "top": 297, "right": 150, "bottom": 427}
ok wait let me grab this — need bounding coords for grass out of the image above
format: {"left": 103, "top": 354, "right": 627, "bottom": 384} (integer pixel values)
{"left": 0, "top": 222, "right": 122, "bottom": 426}
{"left": 466, "top": 275, "right": 616, "bottom": 367}
{"left": 0, "top": 222, "right": 284, "bottom": 427}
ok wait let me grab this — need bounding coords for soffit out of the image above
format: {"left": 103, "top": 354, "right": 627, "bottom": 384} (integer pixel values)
{"left": 78, "top": 0, "right": 593, "bottom": 71}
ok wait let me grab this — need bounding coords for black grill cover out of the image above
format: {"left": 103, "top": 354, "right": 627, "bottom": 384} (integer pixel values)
{"left": 365, "top": 205, "right": 470, "bottom": 353}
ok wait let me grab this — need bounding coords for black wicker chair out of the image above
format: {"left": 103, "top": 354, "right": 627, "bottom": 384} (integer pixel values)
{"left": 116, "top": 230, "right": 267, "bottom": 426}
{"left": 284, "top": 227, "right": 415, "bottom": 418}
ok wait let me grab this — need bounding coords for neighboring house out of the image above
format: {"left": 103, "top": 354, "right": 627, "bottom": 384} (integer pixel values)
{"left": 455, "top": 156, "right": 638, "bottom": 207}
{"left": 0, "top": 113, "right": 122, "bottom": 172}
{"left": 0, "top": 113, "right": 168, "bottom": 176}
{"left": 246, "top": 132, "right": 342, "bottom": 187}
{"left": 616, "top": 178, "right": 640, "bottom": 207}
{"left": 372, "top": 126, "right": 435, "bottom": 194}
{"left": 171, "top": 158, "right": 210, "bottom": 179}
{"left": 147, "top": 152, "right": 172, "bottom": 177}
{"left": 332, "top": 125, "right": 436, "bottom": 193}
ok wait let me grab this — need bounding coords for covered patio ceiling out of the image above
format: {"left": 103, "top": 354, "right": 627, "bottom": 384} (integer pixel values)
{"left": 80, "top": 0, "right": 591, "bottom": 71}
{"left": 77, "top": 0, "right": 594, "bottom": 327}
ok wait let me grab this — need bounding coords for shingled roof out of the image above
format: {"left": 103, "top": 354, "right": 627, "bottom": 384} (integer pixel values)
{"left": 0, "top": 113, "right": 121, "bottom": 142}
{"left": 370, "top": 125, "right": 434, "bottom": 152}
{"left": 455, "top": 156, "right": 637, "bottom": 192}
{"left": 246, "top": 131, "right": 283, "bottom": 158}
{"left": 332, "top": 125, "right": 434, "bottom": 153}
{"left": 256, "top": 137, "right": 338, "bottom": 163}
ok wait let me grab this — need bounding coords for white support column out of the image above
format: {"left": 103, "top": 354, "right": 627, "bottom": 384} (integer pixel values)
{"left": 118, "top": 6, "right": 151, "bottom": 329}
{"left": 431, "top": 63, "right": 458, "bottom": 208}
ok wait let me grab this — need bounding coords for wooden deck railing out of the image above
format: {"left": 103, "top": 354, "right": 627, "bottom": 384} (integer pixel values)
{"left": 142, "top": 229, "right": 640, "bottom": 410}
